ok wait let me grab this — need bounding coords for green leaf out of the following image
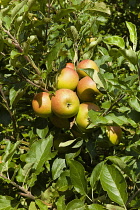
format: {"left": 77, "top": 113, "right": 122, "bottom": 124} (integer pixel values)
{"left": 100, "top": 164, "right": 128, "bottom": 207}
{"left": 52, "top": 158, "right": 66, "bottom": 180}
{"left": 126, "top": 21, "right": 137, "bottom": 51}
{"left": 90, "top": 161, "right": 104, "bottom": 190}
{"left": 56, "top": 195, "right": 66, "bottom": 210}
{"left": 29, "top": 201, "right": 37, "bottom": 210}
{"left": 36, "top": 127, "right": 49, "bottom": 139}
{"left": 11, "top": 0, "right": 28, "bottom": 21}
{"left": 106, "top": 204, "right": 125, "bottom": 210}
{"left": 35, "top": 199, "right": 48, "bottom": 210}
{"left": 66, "top": 199, "right": 85, "bottom": 210}
{"left": 70, "top": 26, "right": 79, "bottom": 41}
{"left": 88, "top": 204, "right": 106, "bottom": 210}
{"left": 128, "top": 96, "right": 140, "bottom": 112}
{"left": 56, "top": 171, "right": 69, "bottom": 192}
{"left": 0, "top": 196, "right": 14, "bottom": 210}
{"left": 69, "top": 160, "right": 87, "bottom": 195}
{"left": 87, "top": 2, "right": 111, "bottom": 15}
{"left": 119, "top": 49, "right": 138, "bottom": 65}
{"left": 104, "top": 36, "right": 125, "bottom": 48}
{"left": 25, "top": 134, "right": 53, "bottom": 173}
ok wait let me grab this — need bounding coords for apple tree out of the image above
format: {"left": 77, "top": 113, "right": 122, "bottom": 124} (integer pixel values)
{"left": 0, "top": 0, "right": 140, "bottom": 209}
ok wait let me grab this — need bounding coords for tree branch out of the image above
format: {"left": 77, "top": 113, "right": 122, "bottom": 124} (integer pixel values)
{"left": 1, "top": 26, "right": 41, "bottom": 76}
{"left": 0, "top": 173, "right": 35, "bottom": 200}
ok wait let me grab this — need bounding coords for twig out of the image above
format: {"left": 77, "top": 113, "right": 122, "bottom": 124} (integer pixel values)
{"left": 1, "top": 26, "right": 41, "bottom": 76}
{"left": 17, "top": 73, "right": 49, "bottom": 92}
{"left": 102, "top": 94, "right": 125, "bottom": 116}
{"left": 126, "top": 188, "right": 140, "bottom": 206}
{"left": 0, "top": 173, "right": 35, "bottom": 200}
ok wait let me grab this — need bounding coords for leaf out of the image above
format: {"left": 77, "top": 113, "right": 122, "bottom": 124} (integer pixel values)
{"left": 69, "top": 160, "right": 87, "bottom": 195}
{"left": 25, "top": 134, "right": 53, "bottom": 173}
{"left": 36, "top": 127, "right": 49, "bottom": 139}
{"left": 126, "top": 21, "right": 137, "bottom": 51}
{"left": 87, "top": 2, "right": 111, "bottom": 15}
{"left": 56, "top": 170, "right": 69, "bottom": 192}
{"left": 0, "top": 195, "right": 14, "bottom": 210}
{"left": 119, "top": 48, "right": 138, "bottom": 65}
{"left": 66, "top": 199, "right": 85, "bottom": 210}
{"left": 70, "top": 26, "right": 79, "bottom": 41}
{"left": 88, "top": 204, "right": 106, "bottom": 210}
{"left": 11, "top": 0, "right": 28, "bottom": 21}
{"left": 106, "top": 204, "right": 125, "bottom": 210}
{"left": 52, "top": 158, "right": 66, "bottom": 180}
{"left": 29, "top": 201, "right": 37, "bottom": 210}
{"left": 56, "top": 195, "right": 66, "bottom": 210}
{"left": 128, "top": 97, "right": 140, "bottom": 112}
{"left": 90, "top": 161, "right": 104, "bottom": 190}
{"left": 35, "top": 199, "right": 48, "bottom": 210}
{"left": 100, "top": 164, "right": 128, "bottom": 207}
{"left": 104, "top": 36, "right": 125, "bottom": 48}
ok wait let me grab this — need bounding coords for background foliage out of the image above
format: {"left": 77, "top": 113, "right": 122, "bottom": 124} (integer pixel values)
{"left": 0, "top": 0, "right": 140, "bottom": 209}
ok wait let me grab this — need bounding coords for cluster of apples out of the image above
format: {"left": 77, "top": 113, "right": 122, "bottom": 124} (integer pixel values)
{"left": 32, "top": 59, "right": 122, "bottom": 145}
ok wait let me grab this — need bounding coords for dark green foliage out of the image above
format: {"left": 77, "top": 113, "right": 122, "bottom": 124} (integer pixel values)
{"left": 0, "top": 0, "right": 140, "bottom": 209}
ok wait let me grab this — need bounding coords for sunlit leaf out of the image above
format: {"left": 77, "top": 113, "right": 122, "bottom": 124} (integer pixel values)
{"left": 100, "top": 164, "right": 128, "bottom": 206}
{"left": 126, "top": 21, "right": 137, "bottom": 51}
{"left": 104, "top": 36, "right": 125, "bottom": 48}
{"left": 66, "top": 199, "right": 85, "bottom": 210}
{"left": 52, "top": 158, "right": 66, "bottom": 180}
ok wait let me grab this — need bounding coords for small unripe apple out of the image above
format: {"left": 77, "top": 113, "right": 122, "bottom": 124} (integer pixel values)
{"left": 32, "top": 92, "right": 52, "bottom": 118}
{"left": 75, "top": 102, "right": 100, "bottom": 132}
{"left": 66, "top": 63, "right": 75, "bottom": 69}
{"left": 77, "top": 76, "right": 102, "bottom": 102}
{"left": 56, "top": 67, "right": 79, "bottom": 90}
{"left": 51, "top": 89, "right": 80, "bottom": 118}
{"left": 76, "top": 59, "right": 99, "bottom": 78}
{"left": 106, "top": 126, "right": 122, "bottom": 145}
{"left": 49, "top": 114, "right": 70, "bottom": 129}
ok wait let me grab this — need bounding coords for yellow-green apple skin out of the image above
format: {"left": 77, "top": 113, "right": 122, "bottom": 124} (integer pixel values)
{"left": 66, "top": 62, "right": 75, "bottom": 70}
{"left": 32, "top": 92, "right": 52, "bottom": 118}
{"left": 75, "top": 102, "right": 100, "bottom": 132}
{"left": 77, "top": 76, "right": 102, "bottom": 102}
{"left": 49, "top": 114, "right": 70, "bottom": 129}
{"left": 106, "top": 126, "right": 122, "bottom": 145}
{"left": 76, "top": 59, "right": 99, "bottom": 78}
{"left": 56, "top": 67, "right": 79, "bottom": 90}
{"left": 51, "top": 89, "right": 80, "bottom": 118}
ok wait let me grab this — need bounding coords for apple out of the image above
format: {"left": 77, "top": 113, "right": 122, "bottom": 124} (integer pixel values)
{"left": 77, "top": 76, "right": 102, "bottom": 102}
{"left": 56, "top": 67, "right": 79, "bottom": 90}
{"left": 76, "top": 59, "right": 99, "bottom": 78}
{"left": 75, "top": 102, "right": 100, "bottom": 132}
{"left": 106, "top": 125, "right": 122, "bottom": 145}
{"left": 66, "top": 62, "right": 75, "bottom": 69}
{"left": 51, "top": 89, "right": 80, "bottom": 118}
{"left": 32, "top": 92, "right": 52, "bottom": 118}
{"left": 49, "top": 114, "right": 70, "bottom": 129}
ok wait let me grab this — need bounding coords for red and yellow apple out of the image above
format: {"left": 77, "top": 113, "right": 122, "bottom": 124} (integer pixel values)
{"left": 77, "top": 59, "right": 99, "bottom": 78}
{"left": 66, "top": 63, "right": 75, "bottom": 70}
{"left": 76, "top": 76, "right": 102, "bottom": 102}
{"left": 49, "top": 114, "right": 70, "bottom": 129}
{"left": 51, "top": 89, "right": 80, "bottom": 118}
{"left": 56, "top": 67, "right": 79, "bottom": 90}
{"left": 32, "top": 92, "right": 52, "bottom": 118}
{"left": 106, "top": 125, "right": 122, "bottom": 145}
{"left": 75, "top": 102, "right": 100, "bottom": 132}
